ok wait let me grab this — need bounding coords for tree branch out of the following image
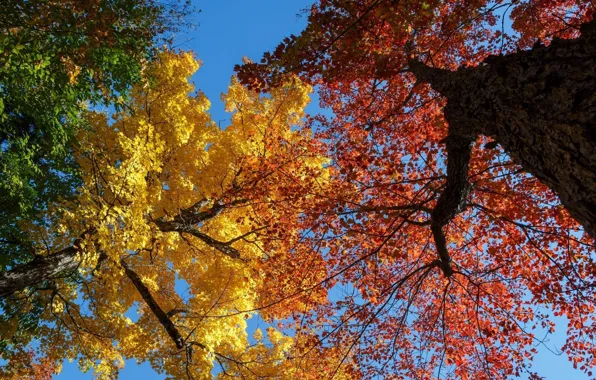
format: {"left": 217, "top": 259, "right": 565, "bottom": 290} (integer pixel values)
{"left": 0, "top": 229, "right": 96, "bottom": 298}
{"left": 120, "top": 259, "right": 185, "bottom": 349}
{"left": 121, "top": 260, "right": 243, "bottom": 374}
{"left": 153, "top": 199, "right": 246, "bottom": 260}
{"left": 154, "top": 220, "right": 242, "bottom": 260}
{"left": 430, "top": 134, "right": 475, "bottom": 277}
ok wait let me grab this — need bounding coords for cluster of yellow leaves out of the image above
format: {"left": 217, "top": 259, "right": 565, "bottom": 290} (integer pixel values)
{"left": 216, "top": 327, "right": 359, "bottom": 379}
{"left": 15, "top": 51, "right": 341, "bottom": 379}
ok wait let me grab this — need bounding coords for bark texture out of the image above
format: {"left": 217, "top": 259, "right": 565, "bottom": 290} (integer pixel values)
{"left": 0, "top": 246, "right": 81, "bottom": 298}
{"left": 410, "top": 19, "right": 596, "bottom": 239}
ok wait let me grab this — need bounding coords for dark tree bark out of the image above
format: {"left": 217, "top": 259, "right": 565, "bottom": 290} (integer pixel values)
{"left": 430, "top": 131, "right": 475, "bottom": 277}
{"left": 0, "top": 245, "right": 81, "bottom": 298}
{"left": 409, "top": 19, "right": 596, "bottom": 240}
{"left": 120, "top": 259, "right": 186, "bottom": 349}
{"left": 0, "top": 199, "right": 243, "bottom": 299}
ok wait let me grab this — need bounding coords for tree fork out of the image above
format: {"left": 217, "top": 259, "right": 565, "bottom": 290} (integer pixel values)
{"left": 410, "top": 19, "right": 596, "bottom": 239}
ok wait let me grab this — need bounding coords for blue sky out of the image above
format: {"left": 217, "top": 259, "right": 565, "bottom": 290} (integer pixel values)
{"left": 178, "top": 0, "right": 315, "bottom": 124}
{"left": 56, "top": 1, "right": 588, "bottom": 379}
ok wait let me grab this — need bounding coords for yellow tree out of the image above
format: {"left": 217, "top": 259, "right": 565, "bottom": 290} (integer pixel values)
{"left": 0, "top": 51, "right": 346, "bottom": 379}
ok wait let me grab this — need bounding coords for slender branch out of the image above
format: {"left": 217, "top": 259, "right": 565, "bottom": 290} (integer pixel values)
{"left": 153, "top": 199, "right": 247, "bottom": 260}
{"left": 224, "top": 226, "right": 267, "bottom": 245}
{"left": 154, "top": 220, "right": 242, "bottom": 260}
{"left": 121, "top": 259, "right": 185, "bottom": 349}
{"left": 122, "top": 259, "right": 248, "bottom": 376}
{"left": 167, "top": 308, "right": 190, "bottom": 318}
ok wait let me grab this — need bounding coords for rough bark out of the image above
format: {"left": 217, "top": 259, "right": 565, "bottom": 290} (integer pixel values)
{"left": 0, "top": 244, "right": 83, "bottom": 298}
{"left": 410, "top": 19, "right": 596, "bottom": 239}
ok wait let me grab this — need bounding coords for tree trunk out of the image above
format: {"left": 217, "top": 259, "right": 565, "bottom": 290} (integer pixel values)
{"left": 0, "top": 199, "right": 239, "bottom": 298}
{"left": 0, "top": 246, "right": 81, "bottom": 298}
{"left": 409, "top": 19, "right": 596, "bottom": 239}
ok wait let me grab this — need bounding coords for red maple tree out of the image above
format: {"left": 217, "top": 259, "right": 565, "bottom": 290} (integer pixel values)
{"left": 237, "top": 1, "right": 596, "bottom": 378}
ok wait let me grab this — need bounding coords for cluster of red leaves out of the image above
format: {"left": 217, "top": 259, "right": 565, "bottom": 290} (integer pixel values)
{"left": 0, "top": 350, "right": 56, "bottom": 380}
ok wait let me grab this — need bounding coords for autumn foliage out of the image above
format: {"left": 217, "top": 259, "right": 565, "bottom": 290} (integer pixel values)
{"left": 1, "top": 0, "right": 596, "bottom": 379}
{"left": 0, "top": 51, "right": 351, "bottom": 378}
{"left": 234, "top": 0, "right": 596, "bottom": 378}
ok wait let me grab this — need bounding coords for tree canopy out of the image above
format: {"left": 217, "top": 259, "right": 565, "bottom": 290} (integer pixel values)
{"left": 0, "top": 0, "right": 193, "bottom": 315}
{"left": 0, "top": 0, "right": 191, "bottom": 267}
{"left": 1, "top": 1, "right": 596, "bottom": 379}
{"left": 1, "top": 50, "right": 356, "bottom": 379}
{"left": 235, "top": 0, "right": 596, "bottom": 378}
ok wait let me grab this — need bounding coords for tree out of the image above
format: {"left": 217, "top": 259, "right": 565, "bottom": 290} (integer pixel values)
{"left": 0, "top": 51, "right": 354, "bottom": 379}
{"left": 0, "top": 0, "right": 192, "bottom": 273}
{"left": 407, "top": 21, "right": 596, "bottom": 239}
{"left": 0, "top": 2, "right": 192, "bottom": 359}
{"left": 235, "top": 1, "right": 596, "bottom": 378}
